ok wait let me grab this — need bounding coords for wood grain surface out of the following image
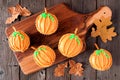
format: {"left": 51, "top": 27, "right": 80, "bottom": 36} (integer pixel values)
{"left": 0, "top": 0, "right": 120, "bottom": 80}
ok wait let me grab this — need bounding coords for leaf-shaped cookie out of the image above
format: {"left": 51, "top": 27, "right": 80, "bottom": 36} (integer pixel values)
{"left": 6, "top": 4, "right": 31, "bottom": 24}
{"left": 54, "top": 62, "right": 68, "bottom": 77}
{"left": 91, "top": 17, "right": 117, "bottom": 43}
{"left": 69, "top": 60, "right": 84, "bottom": 76}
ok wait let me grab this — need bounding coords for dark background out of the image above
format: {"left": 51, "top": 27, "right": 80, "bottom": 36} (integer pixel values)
{"left": 0, "top": 0, "right": 120, "bottom": 80}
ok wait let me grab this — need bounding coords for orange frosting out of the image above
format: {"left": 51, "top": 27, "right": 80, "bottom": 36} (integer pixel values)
{"left": 58, "top": 33, "right": 83, "bottom": 58}
{"left": 33, "top": 45, "right": 56, "bottom": 68}
{"left": 89, "top": 49, "right": 112, "bottom": 71}
{"left": 8, "top": 30, "right": 30, "bottom": 52}
{"left": 35, "top": 12, "right": 58, "bottom": 35}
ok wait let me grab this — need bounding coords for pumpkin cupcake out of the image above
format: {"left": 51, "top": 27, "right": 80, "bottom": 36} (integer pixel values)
{"left": 8, "top": 27, "right": 30, "bottom": 52}
{"left": 58, "top": 28, "right": 83, "bottom": 58}
{"left": 35, "top": 8, "right": 58, "bottom": 35}
{"left": 89, "top": 43, "right": 112, "bottom": 71}
{"left": 32, "top": 45, "right": 56, "bottom": 68}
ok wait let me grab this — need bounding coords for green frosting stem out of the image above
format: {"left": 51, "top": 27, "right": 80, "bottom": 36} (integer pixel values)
{"left": 41, "top": 13, "right": 47, "bottom": 18}
{"left": 48, "top": 14, "right": 54, "bottom": 22}
{"left": 34, "top": 51, "right": 39, "bottom": 57}
{"left": 40, "top": 12, "right": 54, "bottom": 22}
{"left": 95, "top": 49, "right": 110, "bottom": 58}
{"left": 12, "top": 31, "right": 24, "bottom": 40}
{"left": 38, "top": 47, "right": 46, "bottom": 51}
{"left": 69, "top": 34, "right": 80, "bottom": 45}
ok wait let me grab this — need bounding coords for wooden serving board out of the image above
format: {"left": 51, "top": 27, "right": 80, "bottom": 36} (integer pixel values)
{"left": 5, "top": 3, "right": 112, "bottom": 75}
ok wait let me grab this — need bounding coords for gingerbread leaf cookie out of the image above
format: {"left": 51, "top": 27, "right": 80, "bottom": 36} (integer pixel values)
{"left": 91, "top": 17, "right": 117, "bottom": 43}
{"left": 69, "top": 60, "right": 83, "bottom": 76}
{"left": 54, "top": 62, "right": 68, "bottom": 77}
{"left": 6, "top": 4, "right": 31, "bottom": 24}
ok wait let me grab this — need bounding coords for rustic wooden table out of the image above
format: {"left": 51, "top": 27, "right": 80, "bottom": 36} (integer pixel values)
{"left": 0, "top": 0, "right": 120, "bottom": 80}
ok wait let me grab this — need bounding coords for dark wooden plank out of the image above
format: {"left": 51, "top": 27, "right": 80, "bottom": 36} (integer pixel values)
{"left": 19, "top": 0, "right": 45, "bottom": 80}
{"left": 46, "top": 0, "right": 72, "bottom": 8}
{"left": 71, "top": 0, "right": 97, "bottom": 80}
{"left": 96, "top": 0, "right": 120, "bottom": 80}
{"left": 0, "top": 0, "right": 20, "bottom": 80}
{"left": 20, "top": 0, "right": 45, "bottom": 14}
